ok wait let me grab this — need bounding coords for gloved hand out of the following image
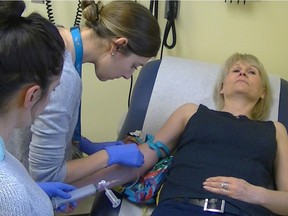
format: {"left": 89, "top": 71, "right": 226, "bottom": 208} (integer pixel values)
{"left": 37, "top": 182, "right": 77, "bottom": 212}
{"left": 80, "top": 136, "right": 124, "bottom": 155}
{"left": 104, "top": 143, "right": 144, "bottom": 167}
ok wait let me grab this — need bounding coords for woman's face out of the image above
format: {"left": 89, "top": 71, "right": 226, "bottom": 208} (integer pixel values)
{"left": 220, "top": 60, "right": 265, "bottom": 100}
{"left": 94, "top": 52, "right": 150, "bottom": 81}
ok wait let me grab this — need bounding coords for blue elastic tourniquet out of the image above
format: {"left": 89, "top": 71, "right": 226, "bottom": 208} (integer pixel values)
{"left": 146, "top": 134, "right": 170, "bottom": 159}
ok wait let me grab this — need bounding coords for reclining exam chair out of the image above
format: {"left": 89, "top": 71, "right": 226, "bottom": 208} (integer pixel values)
{"left": 89, "top": 56, "right": 288, "bottom": 216}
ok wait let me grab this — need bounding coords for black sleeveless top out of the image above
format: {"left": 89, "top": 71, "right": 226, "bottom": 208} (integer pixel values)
{"left": 159, "top": 104, "right": 276, "bottom": 216}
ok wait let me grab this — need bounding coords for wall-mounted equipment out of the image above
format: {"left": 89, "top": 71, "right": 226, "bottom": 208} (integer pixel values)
{"left": 165, "top": 0, "right": 178, "bottom": 19}
{"left": 160, "top": 0, "right": 179, "bottom": 58}
{"left": 225, "top": 0, "right": 246, "bottom": 4}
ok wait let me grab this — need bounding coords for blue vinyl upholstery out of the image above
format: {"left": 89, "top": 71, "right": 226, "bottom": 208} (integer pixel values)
{"left": 279, "top": 79, "right": 288, "bottom": 129}
{"left": 118, "top": 60, "right": 161, "bottom": 140}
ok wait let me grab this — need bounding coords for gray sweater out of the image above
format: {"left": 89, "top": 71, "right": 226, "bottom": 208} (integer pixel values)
{"left": 0, "top": 137, "right": 53, "bottom": 216}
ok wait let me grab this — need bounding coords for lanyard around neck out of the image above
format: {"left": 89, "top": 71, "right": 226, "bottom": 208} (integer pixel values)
{"left": 70, "top": 26, "right": 83, "bottom": 76}
{"left": 70, "top": 26, "right": 83, "bottom": 143}
{"left": 0, "top": 136, "right": 5, "bottom": 161}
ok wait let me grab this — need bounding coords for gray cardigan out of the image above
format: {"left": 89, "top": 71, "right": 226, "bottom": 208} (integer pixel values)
{"left": 7, "top": 51, "right": 82, "bottom": 182}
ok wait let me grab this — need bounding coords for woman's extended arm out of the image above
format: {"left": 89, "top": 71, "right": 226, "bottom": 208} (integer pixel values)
{"left": 72, "top": 103, "right": 199, "bottom": 188}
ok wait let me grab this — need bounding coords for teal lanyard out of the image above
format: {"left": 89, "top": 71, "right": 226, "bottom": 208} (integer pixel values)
{"left": 0, "top": 136, "right": 5, "bottom": 161}
{"left": 70, "top": 26, "right": 83, "bottom": 144}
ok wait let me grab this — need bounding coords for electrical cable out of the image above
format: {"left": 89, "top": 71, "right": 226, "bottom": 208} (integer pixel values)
{"left": 163, "top": 18, "right": 176, "bottom": 49}
{"left": 45, "top": 0, "right": 55, "bottom": 24}
{"left": 127, "top": 0, "right": 139, "bottom": 108}
{"left": 128, "top": 74, "right": 133, "bottom": 108}
{"left": 129, "top": 0, "right": 178, "bottom": 106}
{"left": 73, "top": 0, "right": 82, "bottom": 26}
{"left": 149, "top": 0, "right": 159, "bottom": 20}
{"left": 160, "top": 1, "right": 177, "bottom": 59}
{"left": 45, "top": 0, "right": 83, "bottom": 26}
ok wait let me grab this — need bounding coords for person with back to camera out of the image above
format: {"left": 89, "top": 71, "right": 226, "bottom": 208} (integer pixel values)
{"left": 7, "top": 0, "right": 159, "bottom": 185}
{"left": 0, "top": 1, "right": 84, "bottom": 215}
{"left": 83, "top": 53, "right": 288, "bottom": 216}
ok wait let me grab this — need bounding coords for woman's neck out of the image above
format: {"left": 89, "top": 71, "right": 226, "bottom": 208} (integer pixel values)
{"left": 221, "top": 101, "right": 254, "bottom": 118}
{"left": 0, "top": 104, "right": 21, "bottom": 144}
{"left": 58, "top": 27, "right": 108, "bottom": 64}
{"left": 81, "top": 28, "right": 109, "bottom": 64}
{"left": 0, "top": 118, "right": 14, "bottom": 144}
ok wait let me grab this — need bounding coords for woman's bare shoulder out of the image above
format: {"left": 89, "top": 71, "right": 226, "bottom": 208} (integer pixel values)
{"left": 179, "top": 103, "right": 199, "bottom": 112}
{"left": 174, "top": 103, "right": 199, "bottom": 120}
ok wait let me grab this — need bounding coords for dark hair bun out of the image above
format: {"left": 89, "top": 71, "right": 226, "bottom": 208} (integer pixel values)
{"left": 0, "top": 1, "right": 26, "bottom": 19}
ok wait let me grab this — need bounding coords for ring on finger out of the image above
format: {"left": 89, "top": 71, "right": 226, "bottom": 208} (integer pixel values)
{"left": 221, "top": 182, "right": 229, "bottom": 190}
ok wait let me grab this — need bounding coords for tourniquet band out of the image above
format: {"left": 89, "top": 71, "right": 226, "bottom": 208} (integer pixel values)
{"left": 146, "top": 134, "right": 170, "bottom": 159}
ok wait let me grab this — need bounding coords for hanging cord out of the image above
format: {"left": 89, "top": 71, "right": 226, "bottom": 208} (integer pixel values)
{"left": 74, "top": 0, "right": 83, "bottom": 26}
{"left": 45, "top": 0, "right": 55, "bottom": 24}
{"left": 45, "top": 0, "right": 83, "bottom": 26}
{"left": 128, "top": 74, "right": 133, "bottom": 108}
{"left": 160, "top": 0, "right": 177, "bottom": 59}
{"left": 127, "top": 0, "right": 141, "bottom": 108}
{"left": 127, "top": 0, "right": 162, "bottom": 108}
{"left": 149, "top": 0, "right": 159, "bottom": 20}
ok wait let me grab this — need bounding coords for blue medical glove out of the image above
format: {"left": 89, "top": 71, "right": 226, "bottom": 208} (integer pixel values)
{"left": 37, "top": 182, "right": 77, "bottom": 211}
{"left": 80, "top": 136, "right": 124, "bottom": 155}
{"left": 104, "top": 143, "right": 144, "bottom": 167}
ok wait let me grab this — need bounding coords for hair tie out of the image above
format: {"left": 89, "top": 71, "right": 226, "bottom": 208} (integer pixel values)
{"left": 95, "top": 3, "right": 99, "bottom": 21}
{"left": 95, "top": 1, "right": 104, "bottom": 22}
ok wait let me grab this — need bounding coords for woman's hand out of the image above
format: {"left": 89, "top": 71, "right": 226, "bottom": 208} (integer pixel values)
{"left": 203, "top": 176, "right": 260, "bottom": 203}
{"left": 37, "top": 182, "right": 78, "bottom": 213}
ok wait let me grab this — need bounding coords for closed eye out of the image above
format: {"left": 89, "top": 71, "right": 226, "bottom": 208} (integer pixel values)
{"left": 232, "top": 69, "right": 240, "bottom": 73}
{"left": 248, "top": 70, "right": 256, "bottom": 75}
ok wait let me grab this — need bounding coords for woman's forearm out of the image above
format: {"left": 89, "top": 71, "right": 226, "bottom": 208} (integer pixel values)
{"left": 71, "top": 144, "right": 159, "bottom": 188}
{"left": 65, "top": 150, "right": 109, "bottom": 183}
{"left": 256, "top": 187, "right": 288, "bottom": 215}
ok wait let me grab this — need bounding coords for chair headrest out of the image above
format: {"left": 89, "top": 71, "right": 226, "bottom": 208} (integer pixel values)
{"left": 142, "top": 56, "right": 281, "bottom": 135}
